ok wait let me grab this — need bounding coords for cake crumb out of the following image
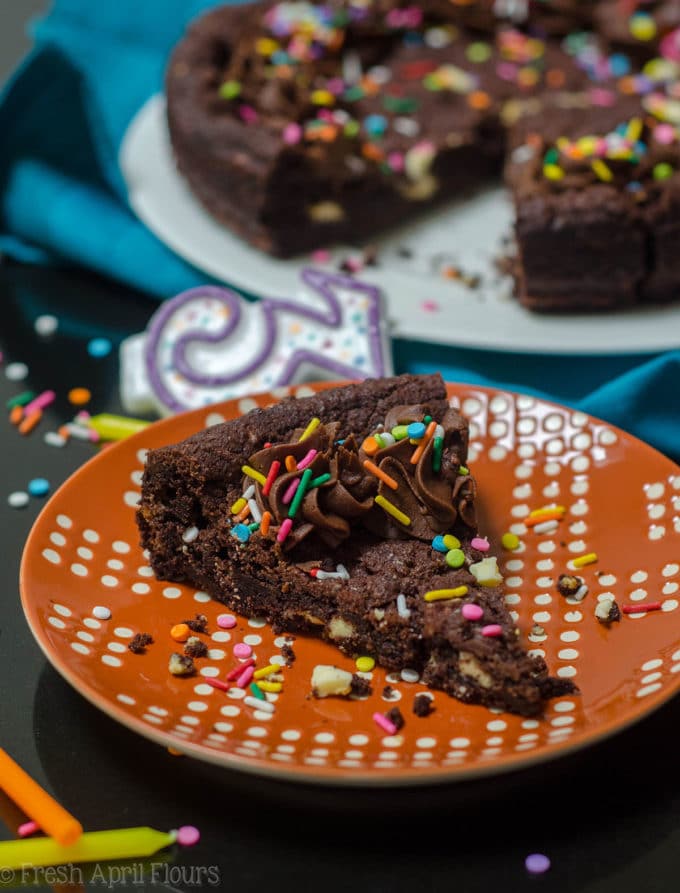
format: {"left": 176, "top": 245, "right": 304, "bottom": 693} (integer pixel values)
{"left": 557, "top": 574, "right": 583, "bottom": 598}
{"left": 281, "top": 643, "right": 296, "bottom": 666}
{"left": 413, "top": 694, "right": 434, "bottom": 717}
{"left": 182, "top": 613, "right": 209, "bottom": 634}
{"left": 382, "top": 685, "right": 395, "bottom": 699}
{"left": 169, "top": 652, "right": 196, "bottom": 676}
{"left": 128, "top": 633, "right": 153, "bottom": 654}
{"left": 184, "top": 636, "right": 208, "bottom": 658}
{"left": 595, "top": 597, "right": 621, "bottom": 625}
{"left": 386, "top": 706, "right": 405, "bottom": 730}
{"left": 350, "top": 674, "right": 373, "bottom": 698}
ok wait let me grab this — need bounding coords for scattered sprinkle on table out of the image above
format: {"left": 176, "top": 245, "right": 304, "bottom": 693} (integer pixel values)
{"left": 17, "top": 820, "right": 40, "bottom": 838}
{"left": 525, "top": 853, "right": 551, "bottom": 875}
{"left": 68, "top": 387, "right": 92, "bottom": 406}
{"left": 8, "top": 492, "right": 29, "bottom": 509}
{"left": 19, "top": 410, "right": 42, "bottom": 435}
{"left": 5, "top": 362, "right": 29, "bottom": 382}
{"left": 6, "top": 391, "right": 35, "bottom": 410}
{"left": 27, "top": 478, "right": 50, "bottom": 498}
{"left": 44, "top": 432, "right": 68, "bottom": 449}
{"left": 34, "top": 315, "right": 59, "bottom": 337}
{"left": 217, "top": 613, "right": 237, "bottom": 629}
{"left": 176, "top": 826, "right": 200, "bottom": 847}
{"left": 572, "top": 552, "right": 598, "bottom": 568}
{"left": 87, "top": 337, "right": 112, "bottom": 358}
{"left": 92, "top": 606, "right": 111, "bottom": 620}
{"left": 356, "top": 656, "right": 375, "bottom": 672}
{"left": 25, "top": 390, "right": 56, "bottom": 414}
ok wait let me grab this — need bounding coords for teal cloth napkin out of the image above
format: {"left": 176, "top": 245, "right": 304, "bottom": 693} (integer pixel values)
{"left": 1, "top": 0, "right": 679, "bottom": 461}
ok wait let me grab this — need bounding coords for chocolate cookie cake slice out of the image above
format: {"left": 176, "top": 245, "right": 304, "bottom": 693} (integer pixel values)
{"left": 166, "top": 0, "right": 593, "bottom": 258}
{"left": 137, "top": 374, "right": 574, "bottom": 716}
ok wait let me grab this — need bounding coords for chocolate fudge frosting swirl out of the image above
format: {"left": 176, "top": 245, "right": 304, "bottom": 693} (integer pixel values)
{"left": 246, "top": 404, "right": 477, "bottom": 550}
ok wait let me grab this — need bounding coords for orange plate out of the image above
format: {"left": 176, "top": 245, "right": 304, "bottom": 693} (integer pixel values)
{"left": 19, "top": 383, "right": 680, "bottom": 786}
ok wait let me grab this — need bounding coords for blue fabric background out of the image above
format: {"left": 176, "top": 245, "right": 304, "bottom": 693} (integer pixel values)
{"left": 1, "top": 0, "right": 679, "bottom": 461}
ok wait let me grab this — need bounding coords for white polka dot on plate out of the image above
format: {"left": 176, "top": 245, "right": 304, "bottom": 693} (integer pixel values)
{"left": 645, "top": 482, "right": 665, "bottom": 499}
{"left": 558, "top": 648, "right": 579, "bottom": 660}
{"left": 71, "top": 642, "right": 90, "bottom": 655}
{"left": 636, "top": 683, "right": 663, "bottom": 698}
{"left": 462, "top": 397, "right": 481, "bottom": 416}
{"left": 112, "top": 541, "right": 131, "bottom": 554}
{"left": 486, "top": 720, "right": 507, "bottom": 732}
{"left": 163, "top": 587, "right": 182, "bottom": 599}
{"left": 247, "top": 726, "right": 268, "bottom": 738}
{"left": 187, "top": 701, "right": 208, "bottom": 713}
{"left": 598, "top": 429, "right": 617, "bottom": 445}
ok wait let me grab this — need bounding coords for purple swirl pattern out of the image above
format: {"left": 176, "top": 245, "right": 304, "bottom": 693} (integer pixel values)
{"left": 144, "top": 268, "right": 390, "bottom": 414}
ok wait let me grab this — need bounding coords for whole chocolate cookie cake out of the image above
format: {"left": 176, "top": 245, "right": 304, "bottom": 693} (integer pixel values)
{"left": 137, "top": 373, "right": 575, "bottom": 716}
{"left": 166, "top": 0, "right": 680, "bottom": 311}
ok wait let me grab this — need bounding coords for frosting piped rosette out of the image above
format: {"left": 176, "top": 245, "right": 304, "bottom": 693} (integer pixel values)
{"left": 239, "top": 403, "right": 477, "bottom": 551}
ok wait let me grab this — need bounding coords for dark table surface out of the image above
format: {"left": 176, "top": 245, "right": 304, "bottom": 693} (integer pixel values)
{"left": 1, "top": 258, "right": 679, "bottom": 893}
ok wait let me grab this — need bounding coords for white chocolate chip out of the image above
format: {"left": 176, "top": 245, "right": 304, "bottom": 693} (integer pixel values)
{"left": 329, "top": 617, "right": 355, "bottom": 639}
{"left": 311, "top": 665, "right": 354, "bottom": 698}
{"left": 182, "top": 526, "right": 199, "bottom": 544}
{"left": 307, "top": 201, "right": 345, "bottom": 222}
{"left": 404, "top": 142, "right": 436, "bottom": 181}
{"left": 469, "top": 556, "right": 504, "bottom": 587}
{"left": 397, "top": 173, "right": 440, "bottom": 201}
{"left": 458, "top": 651, "right": 493, "bottom": 689}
